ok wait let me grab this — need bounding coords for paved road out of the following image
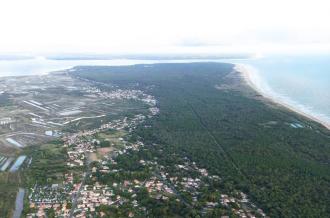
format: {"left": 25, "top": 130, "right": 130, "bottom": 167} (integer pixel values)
{"left": 69, "top": 151, "right": 91, "bottom": 218}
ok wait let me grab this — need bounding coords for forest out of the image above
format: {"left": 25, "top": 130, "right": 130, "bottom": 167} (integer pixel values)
{"left": 72, "top": 63, "right": 330, "bottom": 217}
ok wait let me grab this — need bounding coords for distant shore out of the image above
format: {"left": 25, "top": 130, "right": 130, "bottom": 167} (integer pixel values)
{"left": 235, "top": 64, "right": 330, "bottom": 130}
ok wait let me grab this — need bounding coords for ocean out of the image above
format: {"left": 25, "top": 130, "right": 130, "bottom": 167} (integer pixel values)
{"left": 0, "top": 55, "right": 329, "bottom": 126}
{"left": 235, "top": 55, "right": 330, "bottom": 126}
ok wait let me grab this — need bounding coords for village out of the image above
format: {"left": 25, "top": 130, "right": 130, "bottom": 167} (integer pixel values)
{"left": 25, "top": 79, "right": 161, "bottom": 217}
{"left": 0, "top": 73, "right": 267, "bottom": 218}
{"left": 26, "top": 112, "right": 152, "bottom": 217}
{"left": 26, "top": 109, "right": 267, "bottom": 217}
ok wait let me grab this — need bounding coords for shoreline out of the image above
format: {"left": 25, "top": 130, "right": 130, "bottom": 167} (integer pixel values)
{"left": 235, "top": 64, "right": 330, "bottom": 130}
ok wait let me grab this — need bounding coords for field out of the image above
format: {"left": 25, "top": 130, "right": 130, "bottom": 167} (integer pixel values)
{"left": 0, "top": 72, "right": 126, "bottom": 154}
{"left": 22, "top": 140, "right": 69, "bottom": 186}
{"left": 0, "top": 71, "right": 147, "bottom": 215}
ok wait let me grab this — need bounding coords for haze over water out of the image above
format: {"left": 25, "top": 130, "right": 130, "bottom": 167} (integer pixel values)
{"left": 0, "top": 58, "right": 227, "bottom": 77}
{"left": 0, "top": 58, "right": 157, "bottom": 77}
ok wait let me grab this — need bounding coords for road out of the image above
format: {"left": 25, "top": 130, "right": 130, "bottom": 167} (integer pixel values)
{"left": 69, "top": 151, "right": 91, "bottom": 218}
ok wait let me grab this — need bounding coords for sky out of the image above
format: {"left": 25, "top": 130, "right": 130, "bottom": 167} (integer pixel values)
{"left": 0, "top": 0, "right": 330, "bottom": 55}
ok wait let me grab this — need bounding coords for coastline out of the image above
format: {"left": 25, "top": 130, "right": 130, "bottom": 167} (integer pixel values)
{"left": 235, "top": 64, "right": 330, "bottom": 130}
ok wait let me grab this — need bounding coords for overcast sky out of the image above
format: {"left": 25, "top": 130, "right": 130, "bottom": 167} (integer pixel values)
{"left": 0, "top": 0, "right": 330, "bottom": 55}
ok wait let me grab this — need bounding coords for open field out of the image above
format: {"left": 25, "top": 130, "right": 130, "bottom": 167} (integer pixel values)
{"left": 0, "top": 72, "right": 147, "bottom": 155}
{"left": 0, "top": 73, "right": 103, "bottom": 153}
{"left": 0, "top": 71, "right": 153, "bottom": 216}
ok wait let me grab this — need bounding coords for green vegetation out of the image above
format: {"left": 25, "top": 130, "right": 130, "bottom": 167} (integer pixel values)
{"left": 0, "top": 174, "right": 21, "bottom": 218}
{"left": 22, "top": 140, "right": 69, "bottom": 186}
{"left": 96, "top": 130, "right": 126, "bottom": 148}
{"left": 72, "top": 63, "right": 330, "bottom": 217}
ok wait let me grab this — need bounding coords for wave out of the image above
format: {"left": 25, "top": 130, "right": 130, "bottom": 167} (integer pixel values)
{"left": 236, "top": 63, "right": 330, "bottom": 129}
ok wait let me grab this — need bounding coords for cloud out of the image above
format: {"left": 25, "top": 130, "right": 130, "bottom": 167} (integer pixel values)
{"left": 0, "top": 0, "right": 329, "bottom": 54}
{"left": 177, "top": 38, "right": 232, "bottom": 47}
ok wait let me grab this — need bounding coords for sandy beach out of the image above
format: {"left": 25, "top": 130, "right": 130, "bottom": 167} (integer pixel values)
{"left": 235, "top": 64, "right": 330, "bottom": 130}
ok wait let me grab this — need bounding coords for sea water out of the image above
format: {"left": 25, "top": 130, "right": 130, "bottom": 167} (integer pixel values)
{"left": 237, "top": 55, "right": 330, "bottom": 125}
